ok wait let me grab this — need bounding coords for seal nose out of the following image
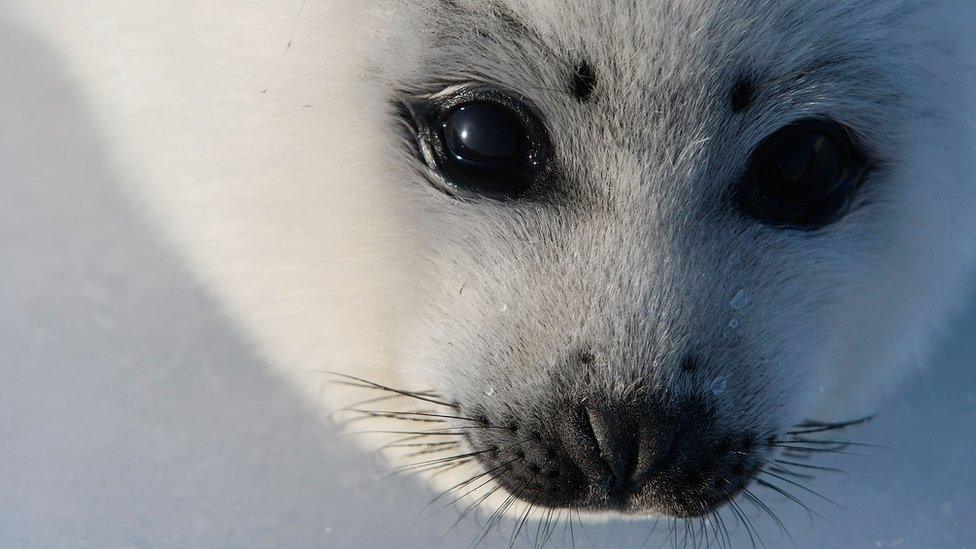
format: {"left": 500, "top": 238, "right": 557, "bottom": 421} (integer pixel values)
{"left": 467, "top": 391, "right": 763, "bottom": 516}
{"left": 557, "top": 401, "right": 641, "bottom": 492}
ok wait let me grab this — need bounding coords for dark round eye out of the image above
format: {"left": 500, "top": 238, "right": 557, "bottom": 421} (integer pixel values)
{"left": 740, "top": 119, "right": 868, "bottom": 229}
{"left": 426, "top": 98, "right": 548, "bottom": 199}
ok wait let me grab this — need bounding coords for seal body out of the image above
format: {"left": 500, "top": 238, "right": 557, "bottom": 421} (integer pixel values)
{"left": 112, "top": 0, "right": 976, "bottom": 518}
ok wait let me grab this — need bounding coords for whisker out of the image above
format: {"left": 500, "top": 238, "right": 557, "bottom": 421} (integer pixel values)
{"left": 760, "top": 469, "right": 843, "bottom": 508}
{"left": 428, "top": 455, "right": 522, "bottom": 514}
{"left": 427, "top": 437, "right": 535, "bottom": 510}
{"left": 384, "top": 441, "right": 460, "bottom": 449}
{"left": 766, "top": 465, "right": 816, "bottom": 482}
{"left": 379, "top": 433, "right": 445, "bottom": 449}
{"left": 343, "top": 412, "right": 445, "bottom": 425}
{"left": 641, "top": 515, "right": 662, "bottom": 545}
{"left": 386, "top": 447, "right": 499, "bottom": 475}
{"left": 742, "top": 488, "right": 792, "bottom": 543}
{"left": 713, "top": 508, "right": 733, "bottom": 549}
{"left": 509, "top": 500, "right": 535, "bottom": 549}
{"left": 348, "top": 409, "right": 485, "bottom": 423}
{"left": 342, "top": 429, "right": 469, "bottom": 438}
{"left": 393, "top": 460, "right": 466, "bottom": 481}
{"left": 783, "top": 438, "right": 888, "bottom": 450}
{"left": 440, "top": 460, "right": 517, "bottom": 522}
{"left": 444, "top": 482, "right": 505, "bottom": 538}
{"left": 428, "top": 459, "right": 473, "bottom": 481}
{"left": 758, "top": 443, "right": 860, "bottom": 456}
{"left": 752, "top": 477, "right": 822, "bottom": 519}
{"left": 774, "top": 459, "right": 849, "bottom": 476}
{"left": 727, "top": 499, "right": 760, "bottom": 549}
{"left": 475, "top": 484, "right": 523, "bottom": 547}
{"left": 325, "top": 371, "right": 458, "bottom": 408}
{"left": 789, "top": 415, "right": 874, "bottom": 435}
{"left": 575, "top": 508, "right": 595, "bottom": 548}
{"left": 342, "top": 392, "right": 419, "bottom": 409}
{"left": 402, "top": 444, "right": 462, "bottom": 459}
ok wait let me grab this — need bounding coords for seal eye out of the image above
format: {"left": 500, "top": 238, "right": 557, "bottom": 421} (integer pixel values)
{"left": 412, "top": 92, "right": 549, "bottom": 200}
{"left": 740, "top": 119, "right": 868, "bottom": 229}
{"left": 434, "top": 101, "right": 546, "bottom": 198}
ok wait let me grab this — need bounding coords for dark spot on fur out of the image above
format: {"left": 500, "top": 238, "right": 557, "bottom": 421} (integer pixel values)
{"left": 729, "top": 77, "right": 755, "bottom": 112}
{"left": 681, "top": 355, "right": 698, "bottom": 373}
{"left": 572, "top": 61, "right": 596, "bottom": 101}
{"left": 740, "top": 433, "right": 757, "bottom": 451}
{"left": 715, "top": 438, "right": 734, "bottom": 454}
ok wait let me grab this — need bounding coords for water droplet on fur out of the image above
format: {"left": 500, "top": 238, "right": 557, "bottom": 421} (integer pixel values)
{"left": 729, "top": 289, "right": 750, "bottom": 310}
{"left": 484, "top": 386, "right": 495, "bottom": 397}
{"left": 499, "top": 303, "right": 509, "bottom": 313}
{"left": 728, "top": 318, "right": 740, "bottom": 329}
{"left": 710, "top": 377, "right": 728, "bottom": 396}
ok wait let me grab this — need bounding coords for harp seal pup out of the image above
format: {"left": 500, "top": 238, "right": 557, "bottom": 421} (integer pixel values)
{"left": 132, "top": 0, "right": 976, "bottom": 521}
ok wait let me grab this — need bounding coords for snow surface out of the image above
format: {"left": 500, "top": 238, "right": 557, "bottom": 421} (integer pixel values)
{"left": 1, "top": 3, "right": 974, "bottom": 547}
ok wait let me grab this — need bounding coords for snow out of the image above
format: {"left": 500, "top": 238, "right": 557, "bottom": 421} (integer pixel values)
{"left": 1, "top": 3, "right": 974, "bottom": 548}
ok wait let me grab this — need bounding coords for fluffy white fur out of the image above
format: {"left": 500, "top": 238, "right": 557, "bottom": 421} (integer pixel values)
{"left": 21, "top": 0, "right": 976, "bottom": 522}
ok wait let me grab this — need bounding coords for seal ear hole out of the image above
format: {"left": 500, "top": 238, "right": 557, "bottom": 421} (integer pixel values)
{"left": 681, "top": 356, "right": 698, "bottom": 373}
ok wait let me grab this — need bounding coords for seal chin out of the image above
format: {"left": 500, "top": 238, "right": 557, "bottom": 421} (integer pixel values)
{"left": 463, "top": 392, "right": 773, "bottom": 518}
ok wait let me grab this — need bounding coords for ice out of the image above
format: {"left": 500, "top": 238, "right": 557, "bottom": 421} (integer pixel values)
{"left": 729, "top": 289, "right": 750, "bottom": 310}
{"left": 709, "top": 377, "right": 729, "bottom": 396}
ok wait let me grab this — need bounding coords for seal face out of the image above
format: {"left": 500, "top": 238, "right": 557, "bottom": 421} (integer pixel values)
{"left": 336, "top": 0, "right": 976, "bottom": 521}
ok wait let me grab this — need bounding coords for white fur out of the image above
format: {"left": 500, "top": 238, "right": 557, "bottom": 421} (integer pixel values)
{"left": 19, "top": 0, "right": 976, "bottom": 520}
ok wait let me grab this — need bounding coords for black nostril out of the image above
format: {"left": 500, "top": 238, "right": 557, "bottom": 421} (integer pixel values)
{"left": 557, "top": 401, "right": 639, "bottom": 489}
